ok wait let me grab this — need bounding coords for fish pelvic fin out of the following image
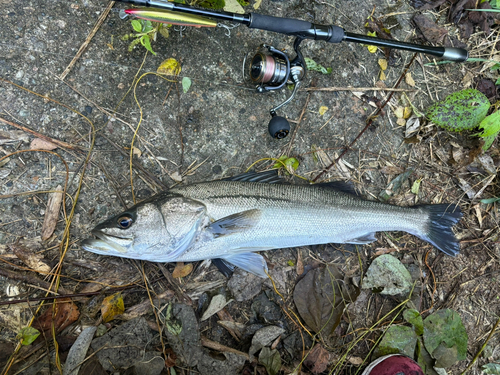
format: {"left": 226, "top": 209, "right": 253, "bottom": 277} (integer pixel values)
{"left": 416, "top": 204, "right": 462, "bottom": 256}
{"left": 219, "top": 252, "right": 268, "bottom": 278}
{"left": 208, "top": 209, "right": 261, "bottom": 238}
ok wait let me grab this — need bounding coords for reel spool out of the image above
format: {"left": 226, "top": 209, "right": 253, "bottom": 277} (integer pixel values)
{"left": 244, "top": 38, "right": 306, "bottom": 139}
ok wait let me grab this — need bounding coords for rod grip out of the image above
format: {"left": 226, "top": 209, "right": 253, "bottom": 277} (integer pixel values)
{"left": 249, "top": 13, "right": 312, "bottom": 35}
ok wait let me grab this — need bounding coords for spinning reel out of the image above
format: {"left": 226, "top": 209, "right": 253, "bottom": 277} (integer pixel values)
{"left": 245, "top": 38, "right": 306, "bottom": 139}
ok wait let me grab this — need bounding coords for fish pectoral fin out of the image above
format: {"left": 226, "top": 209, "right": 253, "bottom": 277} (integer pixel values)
{"left": 346, "top": 232, "right": 377, "bottom": 244}
{"left": 208, "top": 209, "right": 261, "bottom": 238}
{"left": 219, "top": 252, "right": 268, "bottom": 278}
{"left": 211, "top": 258, "right": 235, "bottom": 278}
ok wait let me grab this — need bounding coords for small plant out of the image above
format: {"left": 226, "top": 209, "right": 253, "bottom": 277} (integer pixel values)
{"left": 122, "top": 19, "right": 170, "bottom": 55}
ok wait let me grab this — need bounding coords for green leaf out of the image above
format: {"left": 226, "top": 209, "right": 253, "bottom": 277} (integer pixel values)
{"left": 482, "top": 363, "right": 500, "bottom": 374}
{"left": 182, "top": 77, "right": 192, "bottom": 93}
{"left": 411, "top": 179, "right": 422, "bottom": 195}
{"left": 475, "top": 110, "right": 500, "bottom": 150}
{"left": 131, "top": 20, "right": 142, "bottom": 33}
{"left": 378, "top": 168, "right": 413, "bottom": 201}
{"left": 142, "top": 20, "right": 154, "bottom": 33}
{"left": 258, "top": 347, "right": 282, "bottom": 375}
{"left": 480, "top": 197, "right": 500, "bottom": 204}
{"left": 423, "top": 309, "right": 468, "bottom": 368}
{"left": 304, "top": 57, "right": 332, "bottom": 75}
{"left": 140, "top": 35, "right": 156, "bottom": 55}
{"left": 426, "top": 89, "right": 490, "bottom": 132}
{"left": 416, "top": 338, "right": 440, "bottom": 375}
{"left": 404, "top": 309, "right": 424, "bottom": 336}
{"left": 165, "top": 303, "right": 182, "bottom": 336}
{"left": 375, "top": 325, "right": 418, "bottom": 357}
{"left": 17, "top": 326, "right": 40, "bottom": 345}
{"left": 273, "top": 155, "right": 299, "bottom": 174}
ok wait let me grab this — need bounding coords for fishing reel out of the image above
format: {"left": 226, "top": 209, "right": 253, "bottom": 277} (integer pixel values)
{"left": 244, "top": 38, "right": 306, "bottom": 139}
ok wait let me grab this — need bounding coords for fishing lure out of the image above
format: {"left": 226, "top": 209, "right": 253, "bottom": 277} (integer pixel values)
{"left": 124, "top": 7, "right": 217, "bottom": 27}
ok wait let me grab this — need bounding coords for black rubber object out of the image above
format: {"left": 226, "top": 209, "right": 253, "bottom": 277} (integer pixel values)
{"left": 268, "top": 116, "right": 290, "bottom": 139}
{"left": 326, "top": 25, "right": 345, "bottom": 43}
{"left": 250, "top": 13, "right": 312, "bottom": 35}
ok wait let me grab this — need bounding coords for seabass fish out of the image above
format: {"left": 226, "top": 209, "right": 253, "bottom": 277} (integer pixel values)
{"left": 82, "top": 171, "right": 462, "bottom": 277}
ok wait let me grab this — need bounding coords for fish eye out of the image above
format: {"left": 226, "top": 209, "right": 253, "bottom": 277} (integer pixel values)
{"left": 117, "top": 215, "right": 133, "bottom": 229}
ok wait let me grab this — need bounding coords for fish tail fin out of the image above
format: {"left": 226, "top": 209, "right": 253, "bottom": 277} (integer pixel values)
{"left": 415, "top": 204, "right": 462, "bottom": 256}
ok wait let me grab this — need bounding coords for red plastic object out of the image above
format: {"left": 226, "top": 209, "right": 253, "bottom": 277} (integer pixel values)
{"left": 361, "top": 354, "right": 425, "bottom": 375}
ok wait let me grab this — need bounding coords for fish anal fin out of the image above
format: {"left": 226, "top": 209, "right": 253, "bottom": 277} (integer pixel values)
{"left": 219, "top": 252, "right": 268, "bottom": 278}
{"left": 208, "top": 209, "right": 261, "bottom": 238}
{"left": 346, "top": 232, "right": 377, "bottom": 244}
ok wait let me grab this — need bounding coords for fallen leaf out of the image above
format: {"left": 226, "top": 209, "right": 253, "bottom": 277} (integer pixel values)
{"left": 30, "top": 138, "right": 57, "bottom": 151}
{"left": 406, "top": 72, "right": 416, "bottom": 87}
{"left": 404, "top": 308, "right": 424, "bottom": 336}
{"left": 0, "top": 168, "right": 11, "bottom": 179}
{"left": 296, "top": 249, "right": 304, "bottom": 275}
{"left": 172, "top": 262, "right": 193, "bottom": 278}
{"left": 304, "top": 343, "right": 330, "bottom": 374}
{"left": 224, "top": 0, "right": 245, "bottom": 13}
{"left": 294, "top": 265, "right": 358, "bottom": 335}
{"left": 482, "top": 363, "right": 500, "bottom": 374}
{"left": 41, "top": 185, "right": 63, "bottom": 240}
{"left": 249, "top": 326, "right": 285, "bottom": 358}
{"left": 0, "top": 130, "right": 29, "bottom": 145}
{"left": 258, "top": 347, "right": 281, "bottom": 375}
{"left": 319, "top": 106, "right": 328, "bottom": 116}
{"left": 132, "top": 146, "right": 142, "bottom": 158}
{"left": 101, "top": 293, "right": 125, "bottom": 323}
{"left": 64, "top": 326, "right": 97, "bottom": 375}
{"left": 11, "top": 241, "right": 51, "bottom": 273}
{"left": 405, "top": 117, "right": 421, "bottom": 138}
{"left": 33, "top": 299, "right": 80, "bottom": 333}
{"left": 394, "top": 107, "right": 404, "bottom": 119}
{"left": 411, "top": 179, "right": 422, "bottom": 195}
{"left": 403, "top": 107, "right": 412, "bottom": 119}
{"left": 380, "top": 70, "right": 386, "bottom": 81}
{"left": 201, "top": 295, "right": 232, "bottom": 321}
{"left": 16, "top": 327, "right": 40, "bottom": 346}
{"left": 182, "top": 77, "right": 192, "bottom": 93}
{"left": 157, "top": 58, "right": 181, "bottom": 76}
{"left": 378, "top": 58, "right": 388, "bottom": 70}
{"left": 253, "top": 0, "right": 262, "bottom": 10}
{"left": 170, "top": 171, "right": 183, "bottom": 182}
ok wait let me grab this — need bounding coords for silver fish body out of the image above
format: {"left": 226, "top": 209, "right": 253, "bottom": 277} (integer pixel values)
{"left": 82, "top": 172, "right": 462, "bottom": 277}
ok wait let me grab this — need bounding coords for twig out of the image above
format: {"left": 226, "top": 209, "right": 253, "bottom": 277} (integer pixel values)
{"left": 59, "top": 1, "right": 115, "bottom": 80}
{"left": 284, "top": 93, "right": 311, "bottom": 157}
{"left": 201, "top": 336, "right": 250, "bottom": 360}
{"left": 0, "top": 266, "right": 71, "bottom": 296}
{"left": 312, "top": 53, "right": 418, "bottom": 182}
{"left": 461, "top": 316, "right": 500, "bottom": 374}
{"left": 0, "top": 116, "right": 82, "bottom": 151}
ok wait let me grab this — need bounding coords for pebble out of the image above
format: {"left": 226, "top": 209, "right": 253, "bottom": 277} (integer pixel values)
{"left": 15, "top": 70, "right": 24, "bottom": 79}
{"left": 18, "top": 109, "right": 30, "bottom": 117}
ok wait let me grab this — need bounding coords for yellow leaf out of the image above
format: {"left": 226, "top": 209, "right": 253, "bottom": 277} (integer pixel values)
{"left": 172, "top": 262, "right": 193, "bottom": 278}
{"left": 101, "top": 292, "right": 125, "bottom": 323}
{"left": 403, "top": 107, "right": 412, "bottom": 119}
{"left": 378, "top": 58, "right": 387, "bottom": 71}
{"left": 379, "top": 70, "right": 386, "bottom": 81}
{"left": 394, "top": 107, "right": 404, "bottom": 119}
{"left": 319, "top": 106, "right": 328, "bottom": 116}
{"left": 253, "top": 0, "right": 263, "bottom": 9}
{"left": 157, "top": 58, "right": 181, "bottom": 76}
{"left": 367, "top": 45, "right": 377, "bottom": 53}
{"left": 397, "top": 118, "right": 407, "bottom": 126}
{"left": 405, "top": 72, "right": 415, "bottom": 87}
{"left": 224, "top": 0, "right": 245, "bottom": 13}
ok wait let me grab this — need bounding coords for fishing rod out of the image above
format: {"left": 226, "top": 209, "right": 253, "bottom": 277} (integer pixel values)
{"left": 114, "top": 0, "right": 468, "bottom": 139}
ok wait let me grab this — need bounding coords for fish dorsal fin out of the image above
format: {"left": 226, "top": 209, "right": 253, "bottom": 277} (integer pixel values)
{"left": 315, "top": 181, "right": 359, "bottom": 196}
{"left": 219, "top": 252, "right": 268, "bottom": 278}
{"left": 346, "top": 232, "right": 377, "bottom": 244}
{"left": 208, "top": 209, "right": 261, "bottom": 238}
{"left": 223, "top": 170, "right": 283, "bottom": 184}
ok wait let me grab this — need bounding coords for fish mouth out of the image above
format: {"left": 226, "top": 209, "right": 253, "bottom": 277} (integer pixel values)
{"left": 81, "top": 230, "right": 133, "bottom": 254}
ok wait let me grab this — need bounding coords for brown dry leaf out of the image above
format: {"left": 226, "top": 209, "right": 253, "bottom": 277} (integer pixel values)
{"left": 101, "top": 292, "right": 125, "bottom": 323}
{"left": 33, "top": 299, "right": 79, "bottom": 333}
{"left": 380, "top": 70, "right": 386, "bottom": 81}
{"left": 165, "top": 347, "right": 177, "bottom": 368}
{"left": 172, "top": 262, "right": 193, "bottom": 278}
{"left": 293, "top": 265, "right": 359, "bottom": 336}
{"left": 0, "top": 130, "right": 29, "bottom": 145}
{"left": 394, "top": 107, "right": 404, "bottom": 119}
{"left": 41, "top": 185, "right": 63, "bottom": 240}
{"left": 405, "top": 72, "right": 415, "bottom": 87}
{"left": 304, "top": 344, "right": 330, "bottom": 374}
{"left": 378, "top": 58, "right": 388, "bottom": 71}
{"left": 132, "top": 146, "right": 142, "bottom": 158}
{"left": 11, "top": 241, "right": 51, "bottom": 273}
{"left": 30, "top": 138, "right": 58, "bottom": 151}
